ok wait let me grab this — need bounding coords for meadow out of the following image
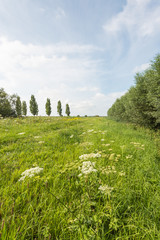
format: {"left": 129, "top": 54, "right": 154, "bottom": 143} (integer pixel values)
{"left": 0, "top": 116, "right": 160, "bottom": 239}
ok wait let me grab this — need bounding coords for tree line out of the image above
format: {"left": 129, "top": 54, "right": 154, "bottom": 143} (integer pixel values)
{"left": 0, "top": 90, "right": 71, "bottom": 117}
{"left": 107, "top": 54, "right": 160, "bottom": 129}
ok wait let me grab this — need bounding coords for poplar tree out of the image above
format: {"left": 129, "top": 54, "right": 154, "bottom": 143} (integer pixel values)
{"left": 30, "top": 95, "right": 38, "bottom": 116}
{"left": 57, "top": 100, "right": 62, "bottom": 116}
{"left": 22, "top": 101, "right": 27, "bottom": 116}
{"left": 45, "top": 98, "right": 51, "bottom": 116}
{"left": 16, "top": 96, "right": 21, "bottom": 117}
{"left": 65, "top": 103, "right": 70, "bottom": 116}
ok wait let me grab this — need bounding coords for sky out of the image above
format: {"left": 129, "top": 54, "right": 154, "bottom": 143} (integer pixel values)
{"left": 0, "top": 0, "right": 160, "bottom": 116}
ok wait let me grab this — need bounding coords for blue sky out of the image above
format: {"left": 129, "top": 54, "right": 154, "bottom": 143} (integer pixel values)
{"left": 0, "top": 0, "right": 160, "bottom": 116}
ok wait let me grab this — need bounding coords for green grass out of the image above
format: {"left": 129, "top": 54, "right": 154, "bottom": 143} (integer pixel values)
{"left": 0, "top": 116, "right": 160, "bottom": 239}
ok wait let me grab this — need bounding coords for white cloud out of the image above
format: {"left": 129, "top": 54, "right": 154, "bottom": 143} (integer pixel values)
{"left": 103, "top": 0, "right": 160, "bottom": 38}
{"left": 0, "top": 36, "right": 115, "bottom": 116}
{"left": 133, "top": 63, "right": 151, "bottom": 73}
{"left": 55, "top": 7, "right": 66, "bottom": 19}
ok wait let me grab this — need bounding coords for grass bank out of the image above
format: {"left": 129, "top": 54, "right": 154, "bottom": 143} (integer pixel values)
{"left": 0, "top": 117, "right": 160, "bottom": 239}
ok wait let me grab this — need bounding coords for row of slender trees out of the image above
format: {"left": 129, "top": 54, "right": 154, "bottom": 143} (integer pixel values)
{"left": 0, "top": 89, "right": 71, "bottom": 117}
{"left": 107, "top": 54, "right": 160, "bottom": 129}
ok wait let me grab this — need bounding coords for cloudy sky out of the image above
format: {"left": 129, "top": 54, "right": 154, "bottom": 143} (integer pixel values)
{"left": 0, "top": 0, "right": 160, "bottom": 116}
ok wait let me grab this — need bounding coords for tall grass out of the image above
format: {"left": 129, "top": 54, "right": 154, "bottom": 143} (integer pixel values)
{"left": 0, "top": 117, "right": 160, "bottom": 239}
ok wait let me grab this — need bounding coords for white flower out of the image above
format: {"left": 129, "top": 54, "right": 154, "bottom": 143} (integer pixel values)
{"left": 38, "top": 141, "right": 45, "bottom": 144}
{"left": 18, "top": 167, "right": 43, "bottom": 181}
{"left": 119, "top": 171, "right": 125, "bottom": 176}
{"left": 109, "top": 153, "right": 115, "bottom": 160}
{"left": 70, "top": 135, "right": 74, "bottom": 138}
{"left": 18, "top": 132, "right": 25, "bottom": 135}
{"left": 79, "top": 153, "right": 101, "bottom": 160}
{"left": 101, "top": 139, "right": 105, "bottom": 141}
{"left": 34, "top": 136, "right": 41, "bottom": 139}
{"left": 98, "top": 185, "right": 114, "bottom": 195}
{"left": 80, "top": 142, "right": 93, "bottom": 146}
{"left": 88, "top": 129, "right": 94, "bottom": 133}
{"left": 79, "top": 161, "right": 97, "bottom": 175}
{"left": 102, "top": 144, "right": 110, "bottom": 147}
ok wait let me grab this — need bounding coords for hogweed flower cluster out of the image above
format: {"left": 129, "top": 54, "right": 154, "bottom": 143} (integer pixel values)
{"left": 79, "top": 153, "right": 101, "bottom": 160}
{"left": 98, "top": 184, "right": 114, "bottom": 195}
{"left": 101, "top": 166, "right": 117, "bottom": 175}
{"left": 80, "top": 142, "right": 93, "bottom": 146}
{"left": 88, "top": 129, "right": 94, "bottom": 133}
{"left": 18, "top": 132, "right": 25, "bottom": 135}
{"left": 18, "top": 167, "right": 43, "bottom": 181}
{"left": 78, "top": 161, "right": 97, "bottom": 176}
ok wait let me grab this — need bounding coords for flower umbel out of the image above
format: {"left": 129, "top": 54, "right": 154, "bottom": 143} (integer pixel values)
{"left": 18, "top": 167, "right": 43, "bottom": 181}
{"left": 98, "top": 185, "right": 114, "bottom": 195}
{"left": 79, "top": 153, "right": 101, "bottom": 160}
{"left": 79, "top": 161, "right": 97, "bottom": 176}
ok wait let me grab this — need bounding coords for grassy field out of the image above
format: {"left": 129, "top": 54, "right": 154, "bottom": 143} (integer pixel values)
{"left": 0, "top": 116, "right": 160, "bottom": 239}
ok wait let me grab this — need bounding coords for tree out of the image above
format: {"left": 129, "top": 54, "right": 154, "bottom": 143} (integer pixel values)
{"left": 30, "top": 95, "right": 38, "bottom": 116}
{"left": 107, "top": 53, "right": 160, "bottom": 129}
{"left": 57, "top": 100, "right": 62, "bottom": 116}
{"left": 65, "top": 103, "right": 70, "bottom": 116}
{"left": 16, "top": 96, "right": 21, "bottom": 116}
{"left": 22, "top": 101, "right": 27, "bottom": 116}
{"left": 45, "top": 98, "right": 51, "bottom": 116}
{"left": 0, "top": 88, "right": 12, "bottom": 117}
{"left": 9, "top": 94, "right": 18, "bottom": 117}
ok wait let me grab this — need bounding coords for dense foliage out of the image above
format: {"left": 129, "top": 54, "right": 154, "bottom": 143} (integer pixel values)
{"left": 16, "top": 96, "right": 22, "bottom": 116}
{"left": 22, "top": 101, "right": 27, "bottom": 116}
{"left": 57, "top": 100, "right": 62, "bottom": 116}
{"left": 30, "top": 95, "right": 39, "bottom": 116}
{"left": 65, "top": 103, "right": 70, "bottom": 116}
{"left": 108, "top": 54, "right": 160, "bottom": 129}
{"left": 0, "top": 88, "right": 17, "bottom": 117}
{"left": 45, "top": 98, "right": 52, "bottom": 116}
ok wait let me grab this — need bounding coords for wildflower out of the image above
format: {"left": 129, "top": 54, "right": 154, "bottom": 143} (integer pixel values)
{"left": 88, "top": 129, "right": 94, "bottom": 133}
{"left": 119, "top": 171, "right": 125, "bottom": 176}
{"left": 109, "top": 153, "right": 115, "bottom": 160}
{"left": 98, "top": 185, "right": 114, "bottom": 195}
{"left": 126, "top": 155, "right": 133, "bottom": 159}
{"left": 38, "top": 141, "right": 45, "bottom": 144}
{"left": 18, "top": 167, "right": 43, "bottom": 181}
{"left": 80, "top": 142, "right": 93, "bottom": 146}
{"left": 102, "top": 153, "right": 108, "bottom": 157}
{"left": 101, "top": 139, "right": 105, "bottom": 141}
{"left": 18, "top": 132, "right": 25, "bottom": 135}
{"left": 79, "top": 161, "right": 97, "bottom": 175}
{"left": 34, "top": 136, "right": 41, "bottom": 139}
{"left": 70, "top": 135, "right": 74, "bottom": 138}
{"left": 102, "top": 143, "right": 110, "bottom": 147}
{"left": 101, "top": 166, "right": 116, "bottom": 175}
{"left": 81, "top": 132, "right": 86, "bottom": 135}
{"left": 79, "top": 153, "right": 101, "bottom": 160}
